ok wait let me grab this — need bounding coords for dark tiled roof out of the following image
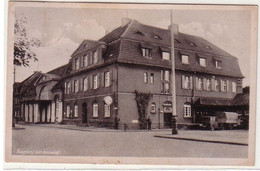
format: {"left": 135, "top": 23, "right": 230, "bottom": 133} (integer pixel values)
{"left": 71, "top": 40, "right": 105, "bottom": 57}
{"left": 47, "top": 64, "right": 68, "bottom": 76}
{"left": 51, "top": 81, "right": 63, "bottom": 91}
{"left": 232, "top": 87, "right": 249, "bottom": 106}
{"left": 19, "top": 71, "right": 42, "bottom": 97}
{"left": 99, "top": 24, "right": 129, "bottom": 43}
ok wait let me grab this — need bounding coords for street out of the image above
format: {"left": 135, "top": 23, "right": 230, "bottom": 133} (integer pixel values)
{"left": 12, "top": 125, "right": 248, "bottom": 158}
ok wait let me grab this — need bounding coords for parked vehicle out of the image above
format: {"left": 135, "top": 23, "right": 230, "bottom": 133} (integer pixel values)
{"left": 199, "top": 112, "right": 242, "bottom": 131}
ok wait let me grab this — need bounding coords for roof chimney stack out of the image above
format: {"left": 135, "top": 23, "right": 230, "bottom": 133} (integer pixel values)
{"left": 168, "top": 24, "right": 179, "bottom": 35}
{"left": 121, "top": 18, "right": 132, "bottom": 27}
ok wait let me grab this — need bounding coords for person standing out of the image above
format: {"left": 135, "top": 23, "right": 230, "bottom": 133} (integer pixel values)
{"left": 147, "top": 116, "right": 152, "bottom": 131}
{"left": 114, "top": 116, "right": 120, "bottom": 130}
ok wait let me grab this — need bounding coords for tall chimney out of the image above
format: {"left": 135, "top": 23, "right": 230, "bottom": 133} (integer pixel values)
{"left": 121, "top": 18, "right": 132, "bottom": 27}
{"left": 168, "top": 24, "right": 179, "bottom": 35}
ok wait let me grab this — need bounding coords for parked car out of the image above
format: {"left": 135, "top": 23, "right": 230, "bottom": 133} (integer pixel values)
{"left": 199, "top": 112, "right": 242, "bottom": 131}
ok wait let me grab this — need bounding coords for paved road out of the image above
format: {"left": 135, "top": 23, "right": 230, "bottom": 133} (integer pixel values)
{"left": 12, "top": 125, "right": 248, "bottom": 158}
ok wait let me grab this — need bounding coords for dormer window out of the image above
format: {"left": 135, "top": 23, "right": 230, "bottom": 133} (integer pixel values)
{"left": 84, "top": 44, "right": 88, "bottom": 48}
{"left": 136, "top": 30, "right": 145, "bottom": 36}
{"left": 174, "top": 39, "right": 181, "bottom": 44}
{"left": 199, "top": 57, "right": 206, "bottom": 67}
{"left": 162, "top": 52, "right": 170, "bottom": 60}
{"left": 181, "top": 55, "right": 189, "bottom": 64}
{"left": 215, "top": 60, "right": 222, "bottom": 69}
{"left": 154, "top": 35, "right": 161, "bottom": 39}
{"left": 75, "top": 58, "right": 80, "bottom": 70}
{"left": 189, "top": 42, "right": 197, "bottom": 47}
{"left": 206, "top": 45, "right": 212, "bottom": 50}
{"left": 142, "top": 48, "right": 152, "bottom": 58}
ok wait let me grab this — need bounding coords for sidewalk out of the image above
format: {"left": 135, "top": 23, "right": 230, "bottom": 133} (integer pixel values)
{"left": 154, "top": 129, "right": 248, "bottom": 146}
{"left": 16, "top": 123, "right": 171, "bottom": 132}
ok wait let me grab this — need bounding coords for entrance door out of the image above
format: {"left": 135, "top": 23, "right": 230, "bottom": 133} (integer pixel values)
{"left": 82, "top": 103, "right": 88, "bottom": 123}
{"left": 164, "top": 113, "right": 172, "bottom": 128}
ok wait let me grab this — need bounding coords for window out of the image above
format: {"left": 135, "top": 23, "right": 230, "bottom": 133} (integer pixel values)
{"left": 182, "top": 75, "right": 191, "bottom": 89}
{"left": 142, "top": 48, "right": 152, "bottom": 57}
{"left": 215, "top": 60, "right": 222, "bottom": 69}
{"left": 83, "top": 54, "right": 88, "bottom": 67}
{"left": 75, "top": 58, "right": 80, "bottom": 70}
{"left": 93, "top": 103, "right": 98, "bottom": 117}
{"left": 93, "top": 75, "right": 98, "bottom": 89}
{"left": 83, "top": 77, "right": 88, "bottom": 91}
{"left": 232, "top": 82, "right": 237, "bottom": 92}
{"left": 74, "top": 104, "right": 78, "bottom": 117}
{"left": 104, "top": 104, "right": 110, "bottom": 117}
{"left": 164, "top": 70, "right": 170, "bottom": 81}
{"left": 105, "top": 71, "right": 110, "bottom": 87}
{"left": 198, "top": 78, "right": 203, "bottom": 90}
{"left": 74, "top": 80, "right": 79, "bottom": 92}
{"left": 66, "top": 105, "right": 71, "bottom": 118}
{"left": 93, "top": 50, "right": 98, "bottom": 64}
{"left": 189, "top": 42, "right": 196, "bottom": 47}
{"left": 199, "top": 58, "right": 206, "bottom": 67}
{"left": 215, "top": 79, "right": 220, "bottom": 91}
{"left": 183, "top": 103, "right": 191, "bottom": 118}
{"left": 165, "top": 83, "right": 170, "bottom": 94}
{"left": 221, "top": 80, "right": 227, "bottom": 92}
{"left": 144, "top": 72, "right": 148, "bottom": 83}
{"left": 162, "top": 52, "right": 170, "bottom": 60}
{"left": 206, "top": 78, "right": 211, "bottom": 91}
{"left": 64, "top": 82, "right": 67, "bottom": 94}
{"left": 181, "top": 55, "right": 189, "bottom": 64}
{"left": 151, "top": 103, "right": 156, "bottom": 113}
{"left": 67, "top": 82, "right": 71, "bottom": 94}
{"left": 150, "top": 73, "right": 154, "bottom": 84}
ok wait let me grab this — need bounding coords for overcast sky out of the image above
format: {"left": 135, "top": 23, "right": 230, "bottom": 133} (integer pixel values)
{"left": 14, "top": 5, "right": 252, "bottom": 86}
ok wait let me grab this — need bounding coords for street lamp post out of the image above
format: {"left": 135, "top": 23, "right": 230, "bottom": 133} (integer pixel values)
{"left": 170, "top": 10, "right": 178, "bottom": 135}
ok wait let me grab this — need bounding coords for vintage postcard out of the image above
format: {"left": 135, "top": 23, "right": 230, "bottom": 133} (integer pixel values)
{"left": 5, "top": 1, "right": 258, "bottom": 168}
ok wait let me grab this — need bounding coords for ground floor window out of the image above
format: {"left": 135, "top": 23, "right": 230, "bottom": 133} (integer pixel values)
{"left": 93, "top": 103, "right": 98, "bottom": 117}
{"left": 66, "top": 105, "right": 71, "bottom": 118}
{"left": 104, "top": 104, "right": 110, "bottom": 117}
{"left": 183, "top": 103, "right": 191, "bottom": 118}
{"left": 74, "top": 104, "right": 78, "bottom": 118}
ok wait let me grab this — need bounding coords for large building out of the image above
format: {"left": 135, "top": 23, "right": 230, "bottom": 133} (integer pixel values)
{"left": 13, "top": 18, "right": 245, "bottom": 129}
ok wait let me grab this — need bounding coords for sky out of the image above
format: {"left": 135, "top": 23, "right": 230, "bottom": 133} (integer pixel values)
{"left": 14, "top": 5, "right": 252, "bottom": 86}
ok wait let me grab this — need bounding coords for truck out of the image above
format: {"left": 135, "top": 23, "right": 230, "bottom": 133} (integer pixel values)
{"left": 199, "top": 111, "right": 242, "bottom": 131}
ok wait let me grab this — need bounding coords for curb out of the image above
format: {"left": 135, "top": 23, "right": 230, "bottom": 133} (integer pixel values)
{"left": 154, "top": 135, "right": 248, "bottom": 146}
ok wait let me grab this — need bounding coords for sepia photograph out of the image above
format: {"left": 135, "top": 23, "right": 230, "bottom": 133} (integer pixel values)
{"left": 5, "top": 1, "right": 258, "bottom": 167}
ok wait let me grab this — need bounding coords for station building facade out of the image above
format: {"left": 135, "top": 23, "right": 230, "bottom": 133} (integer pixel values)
{"left": 13, "top": 18, "right": 244, "bottom": 129}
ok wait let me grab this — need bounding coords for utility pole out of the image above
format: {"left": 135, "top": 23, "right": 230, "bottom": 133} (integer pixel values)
{"left": 170, "top": 10, "right": 178, "bottom": 134}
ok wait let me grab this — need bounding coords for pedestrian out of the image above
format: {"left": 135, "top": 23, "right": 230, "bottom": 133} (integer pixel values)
{"left": 147, "top": 116, "right": 152, "bottom": 131}
{"left": 124, "top": 123, "right": 128, "bottom": 131}
{"left": 114, "top": 116, "right": 120, "bottom": 130}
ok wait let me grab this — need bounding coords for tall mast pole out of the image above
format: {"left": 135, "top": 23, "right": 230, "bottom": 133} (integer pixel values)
{"left": 170, "top": 10, "right": 178, "bottom": 134}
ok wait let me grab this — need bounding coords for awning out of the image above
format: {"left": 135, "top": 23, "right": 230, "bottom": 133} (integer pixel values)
{"left": 195, "top": 98, "right": 233, "bottom": 106}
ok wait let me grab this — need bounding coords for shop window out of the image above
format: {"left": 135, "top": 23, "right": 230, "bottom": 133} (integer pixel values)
{"left": 183, "top": 103, "right": 191, "bottom": 118}
{"left": 104, "top": 104, "right": 110, "bottom": 117}
{"left": 74, "top": 104, "right": 78, "bottom": 118}
{"left": 150, "top": 103, "right": 156, "bottom": 113}
{"left": 93, "top": 103, "right": 98, "bottom": 117}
